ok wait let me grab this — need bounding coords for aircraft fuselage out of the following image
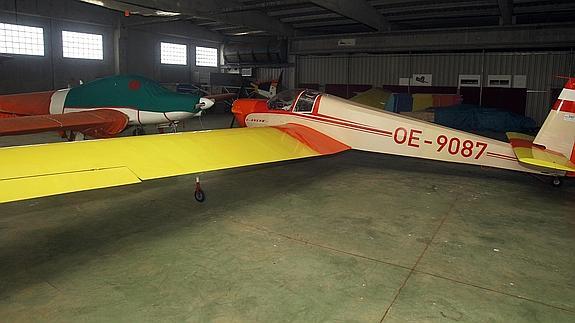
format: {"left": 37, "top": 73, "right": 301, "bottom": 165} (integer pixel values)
{"left": 233, "top": 91, "right": 563, "bottom": 177}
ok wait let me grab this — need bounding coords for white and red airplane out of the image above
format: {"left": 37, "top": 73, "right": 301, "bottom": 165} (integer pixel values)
{"left": 1, "top": 79, "right": 574, "bottom": 204}
{"left": 231, "top": 81, "right": 575, "bottom": 186}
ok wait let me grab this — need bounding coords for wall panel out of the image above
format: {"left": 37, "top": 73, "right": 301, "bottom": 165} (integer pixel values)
{"left": 297, "top": 51, "right": 574, "bottom": 125}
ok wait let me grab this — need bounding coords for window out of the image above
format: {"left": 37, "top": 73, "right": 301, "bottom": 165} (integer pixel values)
{"left": 161, "top": 42, "right": 187, "bottom": 65}
{"left": 487, "top": 75, "right": 512, "bottom": 88}
{"left": 195, "top": 46, "right": 218, "bottom": 67}
{"left": 267, "top": 89, "right": 302, "bottom": 111}
{"left": 0, "top": 22, "right": 44, "bottom": 56}
{"left": 294, "top": 90, "right": 320, "bottom": 113}
{"left": 458, "top": 75, "right": 480, "bottom": 88}
{"left": 62, "top": 31, "right": 103, "bottom": 60}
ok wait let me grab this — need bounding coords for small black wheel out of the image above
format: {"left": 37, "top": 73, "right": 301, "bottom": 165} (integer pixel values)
{"left": 194, "top": 189, "right": 206, "bottom": 202}
{"left": 552, "top": 177, "right": 562, "bottom": 188}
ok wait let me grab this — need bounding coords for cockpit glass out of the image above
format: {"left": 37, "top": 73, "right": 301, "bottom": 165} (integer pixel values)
{"left": 267, "top": 89, "right": 303, "bottom": 111}
{"left": 293, "top": 89, "right": 321, "bottom": 113}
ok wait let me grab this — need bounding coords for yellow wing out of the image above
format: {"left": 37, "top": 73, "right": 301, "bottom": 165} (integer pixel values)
{"left": 0, "top": 125, "right": 349, "bottom": 203}
{"left": 506, "top": 132, "right": 575, "bottom": 172}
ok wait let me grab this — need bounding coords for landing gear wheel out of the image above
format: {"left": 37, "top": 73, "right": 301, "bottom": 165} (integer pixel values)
{"left": 551, "top": 177, "right": 562, "bottom": 188}
{"left": 194, "top": 176, "right": 205, "bottom": 202}
{"left": 194, "top": 189, "right": 206, "bottom": 202}
{"left": 132, "top": 127, "right": 145, "bottom": 136}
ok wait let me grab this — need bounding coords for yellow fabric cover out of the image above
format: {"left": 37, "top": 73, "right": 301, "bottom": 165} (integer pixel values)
{"left": 350, "top": 88, "right": 392, "bottom": 110}
{"left": 411, "top": 94, "right": 434, "bottom": 112}
{"left": 0, "top": 127, "right": 320, "bottom": 203}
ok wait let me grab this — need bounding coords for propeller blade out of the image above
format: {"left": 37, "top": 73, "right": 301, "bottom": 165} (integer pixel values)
{"left": 203, "top": 93, "right": 237, "bottom": 101}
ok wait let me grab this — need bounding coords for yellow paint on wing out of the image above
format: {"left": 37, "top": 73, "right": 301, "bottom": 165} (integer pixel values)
{"left": 0, "top": 167, "right": 141, "bottom": 204}
{"left": 0, "top": 127, "right": 319, "bottom": 203}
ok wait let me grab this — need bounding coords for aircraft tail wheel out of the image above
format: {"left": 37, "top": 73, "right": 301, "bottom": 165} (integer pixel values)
{"left": 194, "top": 176, "right": 206, "bottom": 202}
{"left": 551, "top": 177, "right": 562, "bottom": 188}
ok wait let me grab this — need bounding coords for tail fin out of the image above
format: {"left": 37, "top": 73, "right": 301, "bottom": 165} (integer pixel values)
{"left": 269, "top": 71, "right": 283, "bottom": 97}
{"left": 533, "top": 78, "right": 575, "bottom": 162}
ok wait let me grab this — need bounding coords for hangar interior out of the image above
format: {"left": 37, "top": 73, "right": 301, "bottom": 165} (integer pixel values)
{"left": 0, "top": 0, "right": 574, "bottom": 321}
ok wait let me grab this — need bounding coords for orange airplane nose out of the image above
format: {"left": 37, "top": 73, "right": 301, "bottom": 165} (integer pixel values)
{"left": 231, "top": 99, "right": 267, "bottom": 127}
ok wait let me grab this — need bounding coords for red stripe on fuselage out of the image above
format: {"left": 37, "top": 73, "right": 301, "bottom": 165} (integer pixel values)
{"left": 486, "top": 152, "right": 517, "bottom": 161}
{"left": 302, "top": 113, "right": 393, "bottom": 136}
{"left": 552, "top": 100, "right": 575, "bottom": 113}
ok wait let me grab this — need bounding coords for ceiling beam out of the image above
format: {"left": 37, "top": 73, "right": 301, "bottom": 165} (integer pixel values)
{"left": 291, "top": 24, "right": 575, "bottom": 54}
{"left": 124, "top": 18, "right": 224, "bottom": 42}
{"left": 210, "top": 10, "right": 295, "bottom": 36}
{"left": 310, "top": 0, "right": 391, "bottom": 31}
{"left": 112, "top": 0, "right": 296, "bottom": 36}
{"left": 497, "top": 0, "right": 514, "bottom": 25}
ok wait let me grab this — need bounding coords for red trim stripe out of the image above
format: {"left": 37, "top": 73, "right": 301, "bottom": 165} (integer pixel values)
{"left": 552, "top": 100, "right": 575, "bottom": 113}
{"left": 565, "top": 78, "right": 575, "bottom": 90}
{"left": 312, "top": 96, "right": 322, "bottom": 114}
{"left": 296, "top": 114, "right": 393, "bottom": 138}
{"left": 486, "top": 152, "right": 517, "bottom": 161}
{"left": 316, "top": 112, "right": 383, "bottom": 129}
{"left": 297, "top": 113, "right": 393, "bottom": 137}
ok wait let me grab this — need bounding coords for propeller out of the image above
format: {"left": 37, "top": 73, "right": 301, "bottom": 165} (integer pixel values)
{"left": 196, "top": 97, "right": 215, "bottom": 110}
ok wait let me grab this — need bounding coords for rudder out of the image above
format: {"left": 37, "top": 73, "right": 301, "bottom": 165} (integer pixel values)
{"left": 533, "top": 78, "right": 575, "bottom": 161}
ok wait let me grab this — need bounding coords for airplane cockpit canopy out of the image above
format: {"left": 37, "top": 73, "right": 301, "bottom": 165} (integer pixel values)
{"left": 267, "top": 89, "right": 302, "bottom": 111}
{"left": 267, "top": 89, "right": 321, "bottom": 112}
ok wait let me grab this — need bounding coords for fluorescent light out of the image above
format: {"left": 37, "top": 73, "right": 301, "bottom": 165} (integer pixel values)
{"left": 155, "top": 10, "right": 181, "bottom": 16}
{"left": 81, "top": 0, "right": 104, "bottom": 6}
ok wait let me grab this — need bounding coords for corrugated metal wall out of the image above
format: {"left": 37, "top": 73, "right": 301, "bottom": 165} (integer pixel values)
{"left": 296, "top": 51, "right": 575, "bottom": 124}
{"left": 257, "top": 67, "right": 294, "bottom": 89}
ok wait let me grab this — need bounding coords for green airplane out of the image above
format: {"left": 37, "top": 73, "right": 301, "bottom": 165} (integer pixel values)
{"left": 0, "top": 75, "right": 233, "bottom": 139}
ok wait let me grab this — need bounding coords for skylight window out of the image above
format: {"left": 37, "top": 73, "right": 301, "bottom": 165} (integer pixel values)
{"left": 161, "top": 42, "right": 187, "bottom": 65}
{"left": 0, "top": 22, "right": 44, "bottom": 56}
{"left": 62, "top": 30, "right": 103, "bottom": 60}
{"left": 195, "top": 46, "right": 218, "bottom": 67}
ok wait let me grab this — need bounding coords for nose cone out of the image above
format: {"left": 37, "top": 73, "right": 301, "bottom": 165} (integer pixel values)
{"left": 197, "top": 97, "right": 215, "bottom": 110}
{"left": 231, "top": 99, "right": 268, "bottom": 127}
{"left": 165, "top": 111, "right": 196, "bottom": 121}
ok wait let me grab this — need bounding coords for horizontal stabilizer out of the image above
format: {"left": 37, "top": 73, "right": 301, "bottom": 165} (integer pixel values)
{"left": 506, "top": 132, "right": 575, "bottom": 172}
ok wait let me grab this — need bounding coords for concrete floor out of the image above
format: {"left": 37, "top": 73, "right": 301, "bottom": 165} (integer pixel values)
{"left": 0, "top": 113, "right": 574, "bottom": 322}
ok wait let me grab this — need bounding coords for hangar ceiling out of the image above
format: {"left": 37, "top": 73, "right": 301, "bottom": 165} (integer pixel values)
{"left": 81, "top": 0, "right": 575, "bottom": 37}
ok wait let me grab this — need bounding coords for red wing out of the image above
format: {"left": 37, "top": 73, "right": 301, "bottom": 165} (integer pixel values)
{"left": 0, "top": 109, "right": 129, "bottom": 138}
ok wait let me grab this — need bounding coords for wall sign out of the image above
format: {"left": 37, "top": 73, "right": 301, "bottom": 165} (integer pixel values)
{"left": 411, "top": 74, "right": 432, "bottom": 86}
{"left": 337, "top": 39, "right": 356, "bottom": 46}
